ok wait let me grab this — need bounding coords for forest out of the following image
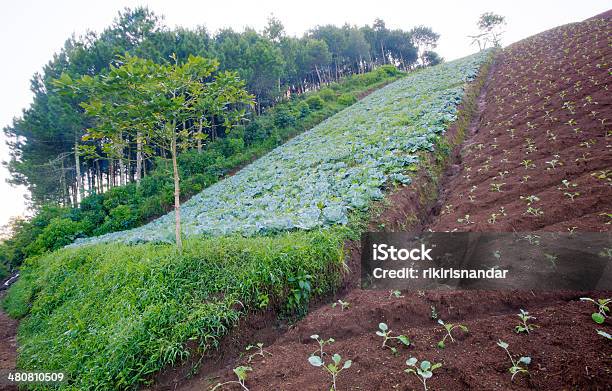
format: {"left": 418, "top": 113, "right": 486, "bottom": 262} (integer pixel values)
{"left": 0, "top": 7, "right": 441, "bottom": 273}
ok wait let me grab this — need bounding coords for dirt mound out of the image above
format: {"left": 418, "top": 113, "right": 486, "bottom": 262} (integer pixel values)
{"left": 150, "top": 12, "right": 612, "bottom": 391}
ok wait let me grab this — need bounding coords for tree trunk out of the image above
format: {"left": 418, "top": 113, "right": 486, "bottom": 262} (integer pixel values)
{"left": 136, "top": 131, "right": 143, "bottom": 183}
{"left": 170, "top": 122, "right": 183, "bottom": 253}
{"left": 109, "top": 159, "right": 114, "bottom": 188}
{"left": 74, "top": 139, "right": 83, "bottom": 204}
{"left": 314, "top": 64, "right": 323, "bottom": 86}
{"left": 197, "top": 118, "right": 203, "bottom": 153}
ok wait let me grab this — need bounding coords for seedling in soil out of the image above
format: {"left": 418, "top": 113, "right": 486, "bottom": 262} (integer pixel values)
{"left": 496, "top": 340, "right": 531, "bottom": 381}
{"left": 523, "top": 234, "right": 540, "bottom": 245}
{"left": 544, "top": 253, "right": 558, "bottom": 268}
{"left": 559, "top": 179, "right": 577, "bottom": 190}
{"left": 457, "top": 215, "right": 474, "bottom": 225}
{"left": 376, "top": 322, "right": 411, "bottom": 354}
{"left": 524, "top": 207, "right": 543, "bottom": 217}
{"left": 490, "top": 182, "right": 505, "bottom": 192}
{"left": 212, "top": 366, "right": 252, "bottom": 390}
{"left": 389, "top": 290, "right": 404, "bottom": 298}
{"left": 437, "top": 319, "right": 468, "bottom": 348}
{"left": 520, "top": 195, "right": 540, "bottom": 205}
{"left": 521, "top": 159, "right": 536, "bottom": 169}
{"left": 515, "top": 309, "right": 538, "bottom": 334}
{"left": 430, "top": 306, "right": 438, "bottom": 320}
{"left": 308, "top": 353, "right": 352, "bottom": 391}
{"left": 564, "top": 192, "right": 580, "bottom": 201}
{"left": 596, "top": 330, "right": 611, "bottom": 340}
{"left": 311, "top": 334, "right": 335, "bottom": 357}
{"left": 405, "top": 357, "right": 442, "bottom": 391}
{"left": 245, "top": 342, "right": 272, "bottom": 363}
{"left": 580, "top": 297, "right": 611, "bottom": 324}
{"left": 332, "top": 300, "right": 350, "bottom": 311}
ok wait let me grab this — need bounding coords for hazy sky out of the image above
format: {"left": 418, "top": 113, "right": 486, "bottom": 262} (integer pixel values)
{"left": 0, "top": 0, "right": 609, "bottom": 226}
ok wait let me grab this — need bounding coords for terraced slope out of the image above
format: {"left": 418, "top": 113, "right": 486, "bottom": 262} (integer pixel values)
{"left": 73, "top": 51, "right": 488, "bottom": 246}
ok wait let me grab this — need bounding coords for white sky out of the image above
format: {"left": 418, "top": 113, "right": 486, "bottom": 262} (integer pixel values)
{"left": 0, "top": 0, "right": 609, "bottom": 226}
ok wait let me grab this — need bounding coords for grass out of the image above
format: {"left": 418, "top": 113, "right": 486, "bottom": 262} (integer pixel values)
{"left": 4, "top": 228, "right": 350, "bottom": 390}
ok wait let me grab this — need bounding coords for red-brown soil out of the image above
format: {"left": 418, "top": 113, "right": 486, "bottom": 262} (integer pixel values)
{"left": 151, "top": 11, "right": 612, "bottom": 391}
{"left": 0, "top": 292, "right": 18, "bottom": 391}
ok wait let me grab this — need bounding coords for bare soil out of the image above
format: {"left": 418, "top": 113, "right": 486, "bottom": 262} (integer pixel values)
{"left": 151, "top": 11, "right": 612, "bottom": 391}
{"left": 0, "top": 291, "right": 18, "bottom": 391}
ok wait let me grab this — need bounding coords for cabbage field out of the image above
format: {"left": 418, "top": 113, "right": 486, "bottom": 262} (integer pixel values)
{"left": 73, "top": 50, "right": 490, "bottom": 246}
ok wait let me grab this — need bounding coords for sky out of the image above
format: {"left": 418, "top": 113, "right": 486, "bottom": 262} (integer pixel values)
{"left": 0, "top": 0, "right": 609, "bottom": 226}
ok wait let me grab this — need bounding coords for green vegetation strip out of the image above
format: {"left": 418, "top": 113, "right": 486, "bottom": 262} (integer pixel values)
{"left": 5, "top": 229, "right": 347, "bottom": 389}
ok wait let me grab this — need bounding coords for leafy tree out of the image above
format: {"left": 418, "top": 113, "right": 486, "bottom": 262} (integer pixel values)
{"left": 469, "top": 12, "right": 506, "bottom": 50}
{"left": 409, "top": 25, "right": 440, "bottom": 66}
{"left": 57, "top": 55, "right": 252, "bottom": 252}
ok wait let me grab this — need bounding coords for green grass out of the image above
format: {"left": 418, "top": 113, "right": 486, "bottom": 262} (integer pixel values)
{"left": 4, "top": 228, "right": 350, "bottom": 390}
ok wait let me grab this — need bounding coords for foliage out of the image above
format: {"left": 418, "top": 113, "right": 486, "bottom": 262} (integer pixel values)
{"left": 0, "top": 66, "right": 402, "bottom": 268}
{"left": 405, "top": 357, "right": 442, "bottom": 391}
{"left": 308, "top": 353, "right": 352, "bottom": 391}
{"left": 71, "top": 51, "right": 489, "bottom": 246}
{"left": 436, "top": 319, "right": 468, "bottom": 348}
{"left": 496, "top": 340, "right": 531, "bottom": 381}
{"left": 3, "top": 230, "right": 345, "bottom": 390}
{"left": 212, "top": 366, "right": 252, "bottom": 390}
{"left": 515, "top": 309, "right": 538, "bottom": 334}
{"left": 376, "top": 322, "right": 411, "bottom": 354}
{"left": 5, "top": 7, "right": 434, "bottom": 209}
{"left": 580, "top": 297, "right": 610, "bottom": 324}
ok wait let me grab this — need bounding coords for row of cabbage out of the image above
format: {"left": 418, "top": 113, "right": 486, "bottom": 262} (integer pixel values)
{"left": 73, "top": 50, "right": 490, "bottom": 246}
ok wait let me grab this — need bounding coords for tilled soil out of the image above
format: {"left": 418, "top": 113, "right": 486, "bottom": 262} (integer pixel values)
{"left": 158, "top": 11, "right": 612, "bottom": 391}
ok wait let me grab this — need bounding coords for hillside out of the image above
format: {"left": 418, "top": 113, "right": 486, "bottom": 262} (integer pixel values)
{"left": 3, "top": 52, "right": 491, "bottom": 390}
{"left": 165, "top": 11, "right": 612, "bottom": 391}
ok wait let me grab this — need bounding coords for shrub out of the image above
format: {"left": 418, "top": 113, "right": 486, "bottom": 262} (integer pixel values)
{"left": 318, "top": 88, "right": 337, "bottom": 102}
{"left": 305, "top": 95, "right": 325, "bottom": 110}
{"left": 338, "top": 93, "right": 357, "bottom": 106}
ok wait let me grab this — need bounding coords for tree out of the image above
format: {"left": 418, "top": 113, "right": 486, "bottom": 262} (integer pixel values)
{"left": 263, "top": 14, "right": 285, "bottom": 43}
{"left": 57, "top": 54, "right": 252, "bottom": 252}
{"left": 422, "top": 50, "right": 443, "bottom": 66}
{"left": 409, "top": 26, "right": 440, "bottom": 66}
{"left": 469, "top": 12, "right": 506, "bottom": 50}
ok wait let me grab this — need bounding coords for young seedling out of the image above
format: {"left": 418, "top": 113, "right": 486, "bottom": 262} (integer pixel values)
{"left": 389, "top": 290, "right": 404, "bottom": 298}
{"left": 245, "top": 342, "right": 272, "bottom": 363}
{"left": 376, "top": 323, "right": 410, "bottom": 354}
{"left": 430, "top": 306, "right": 438, "bottom": 320}
{"left": 457, "top": 215, "right": 474, "bottom": 225}
{"left": 212, "top": 366, "right": 252, "bottom": 391}
{"left": 331, "top": 299, "right": 350, "bottom": 311}
{"left": 311, "top": 334, "right": 335, "bottom": 357}
{"left": 564, "top": 192, "right": 580, "bottom": 201}
{"left": 496, "top": 340, "right": 531, "bottom": 381}
{"left": 544, "top": 253, "right": 558, "bottom": 268}
{"left": 490, "top": 182, "right": 505, "bottom": 192}
{"left": 580, "top": 297, "right": 611, "bottom": 324}
{"left": 437, "top": 319, "right": 468, "bottom": 348}
{"left": 308, "top": 353, "right": 352, "bottom": 391}
{"left": 405, "top": 357, "right": 442, "bottom": 391}
{"left": 515, "top": 309, "right": 538, "bottom": 334}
